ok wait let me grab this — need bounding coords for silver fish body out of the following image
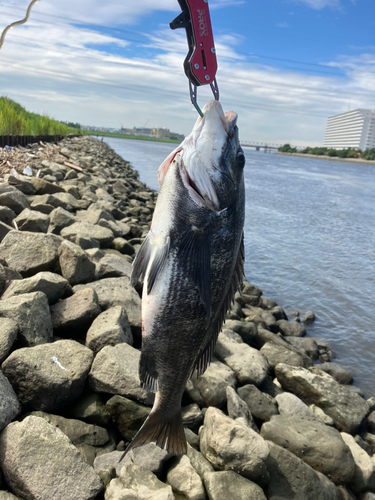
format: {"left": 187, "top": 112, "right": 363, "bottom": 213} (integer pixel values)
{"left": 123, "top": 100, "right": 245, "bottom": 456}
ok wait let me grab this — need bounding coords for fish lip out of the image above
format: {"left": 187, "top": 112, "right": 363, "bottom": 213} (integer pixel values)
{"left": 180, "top": 158, "right": 219, "bottom": 211}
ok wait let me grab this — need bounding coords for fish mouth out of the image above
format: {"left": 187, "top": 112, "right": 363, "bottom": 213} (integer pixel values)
{"left": 181, "top": 100, "right": 238, "bottom": 210}
{"left": 157, "top": 100, "right": 238, "bottom": 210}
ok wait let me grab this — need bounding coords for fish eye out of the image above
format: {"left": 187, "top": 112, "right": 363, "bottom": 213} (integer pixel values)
{"left": 236, "top": 151, "right": 245, "bottom": 169}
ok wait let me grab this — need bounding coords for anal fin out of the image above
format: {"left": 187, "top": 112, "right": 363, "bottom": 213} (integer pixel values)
{"left": 139, "top": 351, "right": 159, "bottom": 393}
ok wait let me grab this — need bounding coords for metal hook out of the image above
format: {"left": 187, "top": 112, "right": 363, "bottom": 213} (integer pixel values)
{"left": 189, "top": 80, "right": 203, "bottom": 117}
{"left": 0, "top": 0, "right": 40, "bottom": 50}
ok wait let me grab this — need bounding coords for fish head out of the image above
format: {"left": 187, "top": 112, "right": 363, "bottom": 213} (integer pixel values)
{"left": 158, "top": 100, "right": 245, "bottom": 211}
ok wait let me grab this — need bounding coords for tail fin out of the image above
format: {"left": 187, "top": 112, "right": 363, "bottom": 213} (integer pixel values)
{"left": 120, "top": 409, "right": 187, "bottom": 460}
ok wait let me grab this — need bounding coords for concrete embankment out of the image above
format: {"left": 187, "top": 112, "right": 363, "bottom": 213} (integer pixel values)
{"left": 0, "top": 136, "right": 375, "bottom": 500}
{"left": 277, "top": 151, "right": 375, "bottom": 165}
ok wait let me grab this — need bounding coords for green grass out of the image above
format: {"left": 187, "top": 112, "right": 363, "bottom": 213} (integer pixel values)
{"left": 0, "top": 96, "right": 77, "bottom": 136}
{"left": 83, "top": 129, "right": 181, "bottom": 144}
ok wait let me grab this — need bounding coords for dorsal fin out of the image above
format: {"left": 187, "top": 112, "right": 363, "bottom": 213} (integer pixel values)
{"left": 190, "top": 233, "right": 244, "bottom": 378}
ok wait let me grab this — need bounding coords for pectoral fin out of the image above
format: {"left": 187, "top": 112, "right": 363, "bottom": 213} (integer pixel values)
{"left": 179, "top": 226, "right": 211, "bottom": 318}
{"left": 131, "top": 233, "right": 170, "bottom": 295}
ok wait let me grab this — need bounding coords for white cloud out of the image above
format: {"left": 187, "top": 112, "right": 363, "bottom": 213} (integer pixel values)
{"left": 291, "top": 0, "right": 341, "bottom": 9}
{"left": 0, "top": 0, "right": 374, "bottom": 145}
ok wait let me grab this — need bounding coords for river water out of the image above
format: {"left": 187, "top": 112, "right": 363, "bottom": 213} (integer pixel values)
{"left": 102, "top": 136, "right": 375, "bottom": 397}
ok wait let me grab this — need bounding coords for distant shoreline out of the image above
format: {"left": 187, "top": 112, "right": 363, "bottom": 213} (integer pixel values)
{"left": 277, "top": 151, "right": 375, "bottom": 165}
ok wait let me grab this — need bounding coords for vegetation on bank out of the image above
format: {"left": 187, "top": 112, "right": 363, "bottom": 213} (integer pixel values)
{"left": 0, "top": 97, "right": 79, "bottom": 136}
{"left": 279, "top": 143, "right": 375, "bottom": 161}
{"left": 84, "top": 130, "right": 180, "bottom": 144}
{"left": 1, "top": 97, "right": 181, "bottom": 144}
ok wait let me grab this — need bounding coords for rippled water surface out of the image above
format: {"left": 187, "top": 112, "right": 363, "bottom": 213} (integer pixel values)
{"left": 103, "top": 137, "right": 375, "bottom": 396}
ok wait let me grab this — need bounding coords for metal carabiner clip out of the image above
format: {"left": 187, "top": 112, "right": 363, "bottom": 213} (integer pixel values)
{"left": 170, "top": 0, "right": 219, "bottom": 116}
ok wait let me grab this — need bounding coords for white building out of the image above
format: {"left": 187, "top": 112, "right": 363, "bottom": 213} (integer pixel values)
{"left": 323, "top": 109, "right": 375, "bottom": 150}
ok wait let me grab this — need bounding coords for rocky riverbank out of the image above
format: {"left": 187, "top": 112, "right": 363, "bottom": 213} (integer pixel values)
{"left": 0, "top": 136, "right": 374, "bottom": 500}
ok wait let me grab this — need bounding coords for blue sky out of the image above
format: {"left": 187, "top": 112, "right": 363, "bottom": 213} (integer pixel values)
{"left": 0, "top": 0, "right": 374, "bottom": 145}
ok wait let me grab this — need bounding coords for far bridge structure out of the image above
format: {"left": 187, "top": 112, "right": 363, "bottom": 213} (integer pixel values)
{"left": 240, "top": 141, "right": 283, "bottom": 153}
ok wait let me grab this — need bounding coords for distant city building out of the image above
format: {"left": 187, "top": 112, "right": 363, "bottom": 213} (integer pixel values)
{"left": 324, "top": 109, "right": 375, "bottom": 150}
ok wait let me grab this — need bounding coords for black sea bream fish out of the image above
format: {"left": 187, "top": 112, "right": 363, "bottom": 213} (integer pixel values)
{"left": 124, "top": 99, "right": 245, "bottom": 456}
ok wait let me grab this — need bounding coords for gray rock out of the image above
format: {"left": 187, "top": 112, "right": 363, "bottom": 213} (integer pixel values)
{"left": 27, "top": 411, "right": 114, "bottom": 466}
{"left": 0, "top": 491, "right": 21, "bottom": 499}
{"left": 111, "top": 237, "right": 135, "bottom": 255}
{"left": 105, "top": 464, "right": 174, "bottom": 500}
{"left": 0, "top": 291, "right": 53, "bottom": 346}
{"left": 367, "top": 411, "right": 375, "bottom": 434}
{"left": 0, "top": 188, "right": 30, "bottom": 215}
{"left": 30, "top": 176, "right": 66, "bottom": 195}
{"left": 14, "top": 208, "right": 50, "bottom": 233}
{"left": 94, "top": 444, "right": 170, "bottom": 477}
{"left": 69, "top": 392, "right": 111, "bottom": 426}
{"left": 0, "top": 231, "right": 61, "bottom": 277}
{"left": 316, "top": 362, "right": 353, "bottom": 385}
{"left": 309, "top": 404, "right": 335, "bottom": 425}
{"left": 182, "top": 404, "right": 204, "bottom": 430}
{"left": 105, "top": 395, "right": 150, "bottom": 440}
{"left": 0, "top": 221, "right": 13, "bottom": 242}
{"left": 261, "top": 414, "right": 355, "bottom": 484}
{"left": 75, "top": 235, "right": 100, "bottom": 249}
{"left": 185, "top": 428, "right": 200, "bottom": 450}
{"left": 192, "top": 357, "right": 237, "bottom": 408}
{"left": 367, "top": 397, "right": 375, "bottom": 412}
{"left": 0, "top": 416, "right": 102, "bottom": 500}
{"left": 50, "top": 288, "right": 101, "bottom": 331}
{"left": 0, "top": 264, "right": 22, "bottom": 296}
{"left": 277, "top": 319, "right": 306, "bottom": 337}
{"left": 95, "top": 253, "right": 133, "bottom": 279}
{"left": 260, "top": 341, "right": 313, "bottom": 369}
{"left": 204, "top": 471, "right": 267, "bottom": 500}
{"left": 58, "top": 240, "right": 96, "bottom": 285}
{"left": 73, "top": 277, "right": 141, "bottom": 333}
{"left": 222, "top": 319, "right": 258, "bottom": 344}
{"left": 237, "top": 384, "right": 279, "bottom": 421}
{"left": 187, "top": 443, "right": 214, "bottom": 480}
{"left": 362, "top": 432, "right": 375, "bottom": 454}
{"left": 98, "top": 218, "right": 130, "bottom": 239}
{"left": 265, "top": 441, "right": 342, "bottom": 500}
{"left": 40, "top": 192, "right": 82, "bottom": 211}
{"left": 2, "top": 271, "right": 71, "bottom": 305}
{"left": 29, "top": 202, "right": 55, "bottom": 214}
{"left": 85, "top": 306, "right": 133, "bottom": 354}
{"left": 275, "top": 392, "right": 316, "bottom": 418}
{"left": 226, "top": 386, "right": 258, "bottom": 432}
{"left": 215, "top": 332, "right": 269, "bottom": 386}
{"left": 3, "top": 175, "right": 36, "bottom": 195}
{"left": 0, "top": 318, "right": 18, "bottom": 363}
{"left": 48, "top": 207, "right": 77, "bottom": 234}
{"left": 275, "top": 363, "right": 370, "bottom": 433}
{"left": 302, "top": 311, "right": 316, "bottom": 324}
{"left": 2, "top": 340, "right": 93, "bottom": 411}
{"left": 89, "top": 343, "right": 153, "bottom": 405}
{"left": 0, "top": 370, "right": 21, "bottom": 431}
{"left": 285, "top": 337, "right": 319, "bottom": 361}
{"left": 0, "top": 206, "right": 16, "bottom": 226}
{"left": 166, "top": 455, "right": 206, "bottom": 500}
{"left": 341, "top": 432, "right": 375, "bottom": 493}
{"left": 61, "top": 221, "right": 113, "bottom": 246}
{"left": 199, "top": 407, "right": 270, "bottom": 485}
